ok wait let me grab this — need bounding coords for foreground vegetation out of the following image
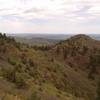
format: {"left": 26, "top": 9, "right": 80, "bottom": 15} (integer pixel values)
{"left": 0, "top": 33, "right": 100, "bottom": 100}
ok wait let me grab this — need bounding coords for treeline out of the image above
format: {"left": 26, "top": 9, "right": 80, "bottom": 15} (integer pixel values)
{"left": 0, "top": 32, "right": 15, "bottom": 43}
{"left": 31, "top": 45, "right": 51, "bottom": 51}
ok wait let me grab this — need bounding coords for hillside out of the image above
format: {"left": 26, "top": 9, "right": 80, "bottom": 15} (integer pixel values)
{"left": 51, "top": 34, "right": 100, "bottom": 76}
{"left": 0, "top": 33, "right": 100, "bottom": 100}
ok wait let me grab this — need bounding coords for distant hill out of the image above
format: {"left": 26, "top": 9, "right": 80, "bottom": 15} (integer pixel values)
{"left": 14, "top": 37, "right": 59, "bottom": 45}
{"left": 8, "top": 34, "right": 70, "bottom": 40}
{"left": 0, "top": 33, "right": 100, "bottom": 100}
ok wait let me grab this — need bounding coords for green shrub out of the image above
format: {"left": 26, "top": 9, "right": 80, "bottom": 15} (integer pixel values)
{"left": 8, "top": 58, "right": 17, "bottom": 66}
{"left": 1, "top": 67, "right": 16, "bottom": 82}
{"left": 15, "top": 43, "right": 21, "bottom": 50}
{"left": 15, "top": 72, "right": 27, "bottom": 88}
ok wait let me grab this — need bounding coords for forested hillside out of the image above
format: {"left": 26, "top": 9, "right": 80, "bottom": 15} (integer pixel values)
{"left": 0, "top": 33, "right": 100, "bottom": 100}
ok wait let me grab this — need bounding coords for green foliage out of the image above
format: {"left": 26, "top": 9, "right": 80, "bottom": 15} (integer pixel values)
{"left": 0, "top": 32, "right": 15, "bottom": 43}
{"left": 1, "top": 67, "right": 16, "bottom": 82}
{"left": 21, "top": 53, "right": 28, "bottom": 64}
{"left": 8, "top": 58, "right": 17, "bottom": 66}
{"left": 15, "top": 42, "right": 21, "bottom": 50}
{"left": 31, "top": 45, "right": 50, "bottom": 51}
{"left": 1, "top": 67, "right": 27, "bottom": 88}
{"left": 15, "top": 72, "right": 27, "bottom": 88}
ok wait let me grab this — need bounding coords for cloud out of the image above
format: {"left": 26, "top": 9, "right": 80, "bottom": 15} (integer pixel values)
{"left": 24, "top": 7, "right": 45, "bottom": 14}
{"left": 0, "top": 0, "right": 100, "bottom": 33}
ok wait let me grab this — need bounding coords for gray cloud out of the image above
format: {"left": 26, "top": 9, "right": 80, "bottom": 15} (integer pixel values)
{"left": 24, "top": 7, "right": 45, "bottom": 14}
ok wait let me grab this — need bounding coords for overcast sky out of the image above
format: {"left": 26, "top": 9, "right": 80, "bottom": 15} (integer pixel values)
{"left": 0, "top": 0, "right": 100, "bottom": 34}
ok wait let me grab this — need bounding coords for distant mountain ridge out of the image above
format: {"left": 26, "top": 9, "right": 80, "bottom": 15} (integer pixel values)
{"left": 7, "top": 34, "right": 100, "bottom": 46}
{"left": 8, "top": 33, "right": 100, "bottom": 40}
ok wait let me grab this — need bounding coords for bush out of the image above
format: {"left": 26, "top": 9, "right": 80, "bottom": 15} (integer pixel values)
{"left": 1, "top": 67, "right": 16, "bottom": 82}
{"left": 29, "top": 59, "right": 35, "bottom": 67}
{"left": 15, "top": 72, "right": 27, "bottom": 88}
{"left": 15, "top": 43, "right": 21, "bottom": 50}
{"left": 1, "top": 67, "right": 27, "bottom": 88}
{"left": 8, "top": 58, "right": 17, "bottom": 66}
{"left": 21, "top": 53, "right": 27, "bottom": 64}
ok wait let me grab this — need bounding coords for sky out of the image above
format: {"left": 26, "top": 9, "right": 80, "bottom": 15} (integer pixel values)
{"left": 0, "top": 0, "right": 100, "bottom": 34}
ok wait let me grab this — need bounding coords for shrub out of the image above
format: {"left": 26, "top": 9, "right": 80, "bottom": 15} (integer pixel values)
{"left": 1, "top": 67, "right": 27, "bottom": 88}
{"left": 21, "top": 53, "right": 27, "bottom": 64}
{"left": 15, "top": 72, "right": 27, "bottom": 88}
{"left": 29, "top": 59, "right": 35, "bottom": 67}
{"left": 15, "top": 43, "right": 21, "bottom": 50}
{"left": 8, "top": 58, "right": 16, "bottom": 66}
{"left": 15, "top": 63, "right": 23, "bottom": 72}
{"left": 1, "top": 67, "right": 16, "bottom": 82}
